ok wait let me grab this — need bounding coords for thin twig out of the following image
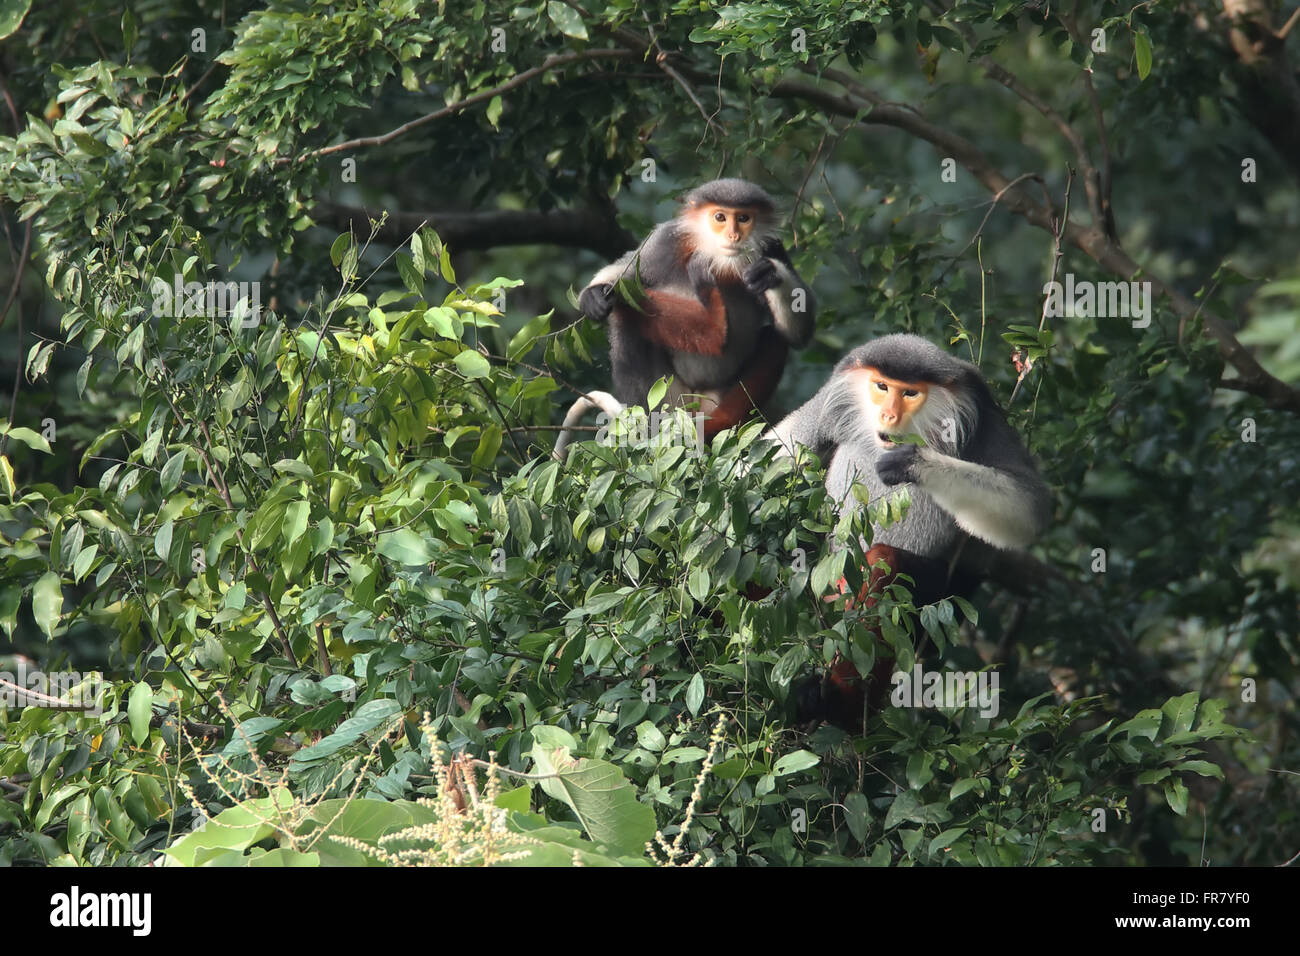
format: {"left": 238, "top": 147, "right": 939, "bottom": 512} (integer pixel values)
{"left": 300, "top": 50, "right": 637, "bottom": 161}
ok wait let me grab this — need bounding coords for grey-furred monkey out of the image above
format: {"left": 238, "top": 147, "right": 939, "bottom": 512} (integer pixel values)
{"left": 766, "top": 334, "right": 1052, "bottom": 728}
{"left": 573, "top": 178, "right": 816, "bottom": 443}
{"left": 768, "top": 334, "right": 1051, "bottom": 562}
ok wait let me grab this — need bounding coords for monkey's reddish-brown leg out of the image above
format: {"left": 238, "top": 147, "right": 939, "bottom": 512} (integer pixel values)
{"left": 819, "top": 543, "right": 960, "bottom": 728}
{"left": 815, "top": 544, "right": 905, "bottom": 728}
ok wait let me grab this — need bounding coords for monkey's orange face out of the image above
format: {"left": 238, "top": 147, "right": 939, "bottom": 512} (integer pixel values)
{"left": 862, "top": 367, "right": 929, "bottom": 443}
{"left": 698, "top": 203, "right": 759, "bottom": 252}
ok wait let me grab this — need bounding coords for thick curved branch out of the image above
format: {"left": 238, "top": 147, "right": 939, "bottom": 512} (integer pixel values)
{"left": 769, "top": 76, "right": 1300, "bottom": 414}
{"left": 977, "top": 59, "right": 1108, "bottom": 233}
{"left": 313, "top": 201, "right": 636, "bottom": 259}
{"left": 770, "top": 77, "right": 1055, "bottom": 230}
{"left": 921, "top": 1, "right": 1114, "bottom": 234}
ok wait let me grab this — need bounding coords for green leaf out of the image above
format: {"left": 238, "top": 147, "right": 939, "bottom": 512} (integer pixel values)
{"left": 0, "top": 423, "right": 51, "bottom": 453}
{"left": 929, "top": 827, "right": 967, "bottom": 854}
{"left": 291, "top": 700, "right": 402, "bottom": 765}
{"left": 409, "top": 231, "right": 426, "bottom": 274}
{"left": 1112, "top": 709, "right": 1162, "bottom": 741}
{"left": 906, "top": 751, "right": 935, "bottom": 789}
{"left": 685, "top": 673, "right": 705, "bottom": 715}
{"left": 0, "top": 584, "right": 22, "bottom": 636}
{"left": 635, "top": 722, "right": 666, "bottom": 752}
{"left": 884, "top": 790, "right": 927, "bottom": 830}
{"left": 495, "top": 786, "right": 532, "bottom": 814}
{"left": 162, "top": 790, "right": 293, "bottom": 865}
{"left": 154, "top": 520, "right": 173, "bottom": 561}
{"left": 471, "top": 426, "right": 503, "bottom": 469}
{"left": 844, "top": 791, "right": 871, "bottom": 842}
{"left": 0, "top": 0, "right": 32, "bottom": 40}
{"left": 34, "top": 783, "right": 82, "bottom": 831}
{"left": 32, "top": 571, "right": 62, "bottom": 638}
{"left": 1163, "top": 778, "right": 1189, "bottom": 816}
{"left": 453, "top": 349, "right": 490, "bottom": 379}
{"left": 160, "top": 449, "right": 186, "bottom": 494}
{"left": 0, "top": 454, "right": 13, "bottom": 499}
{"left": 531, "top": 744, "right": 655, "bottom": 856}
{"left": 72, "top": 544, "right": 98, "bottom": 583}
{"left": 485, "top": 95, "right": 504, "bottom": 130}
{"left": 773, "top": 750, "right": 819, "bottom": 775}
{"left": 396, "top": 252, "right": 424, "bottom": 295}
{"left": 1134, "top": 31, "right": 1152, "bottom": 80}
{"left": 330, "top": 233, "right": 351, "bottom": 268}
{"left": 930, "top": 25, "right": 963, "bottom": 52}
{"left": 950, "top": 778, "right": 980, "bottom": 800}
{"left": 811, "top": 550, "right": 847, "bottom": 599}
{"left": 547, "top": 1, "right": 588, "bottom": 39}
{"left": 647, "top": 378, "right": 668, "bottom": 409}
{"left": 127, "top": 681, "right": 152, "bottom": 745}
{"left": 687, "top": 566, "right": 710, "bottom": 602}
{"left": 1174, "top": 760, "right": 1224, "bottom": 779}
{"left": 375, "top": 527, "right": 433, "bottom": 565}
{"left": 1161, "top": 691, "right": 1198, "bottom": 736}
{"left": 121, "top": 7, "right": 137, "bottom": 52}
{"left": 507, "top": 312, "right": 551, "bottom": 361}
{"left": 283, "top": 500, "right": 310, "bottom": 548}
{"left": 272, "top": 458, "right": 315, "bottom": 479}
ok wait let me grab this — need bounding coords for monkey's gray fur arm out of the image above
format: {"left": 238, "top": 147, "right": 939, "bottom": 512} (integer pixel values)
{"left": 553, "top": 390, "right": 625, "bottom": 462}
{"left": 757, "top": 238, "right": 816, "bottom": 348}
{"left": 893, "top": 445, "right": 1051, "bottom": 550}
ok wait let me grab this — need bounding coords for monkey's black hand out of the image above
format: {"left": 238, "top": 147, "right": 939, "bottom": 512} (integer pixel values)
{"left": 743, "top": 258, "right": 781, "bottom": 295}
{"left": 578, "top": 284, "right": 616, "bottom": 322}
{"left": 876, "top": 444, "right": 921, "bottom": 485}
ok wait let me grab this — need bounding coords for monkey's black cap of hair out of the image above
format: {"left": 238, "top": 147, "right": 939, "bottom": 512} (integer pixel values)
{"left": 684, "top": 178, "right": 776, "bottom": 211}
{"left": 839, "top": 334, "right": 984, "bottom": 389}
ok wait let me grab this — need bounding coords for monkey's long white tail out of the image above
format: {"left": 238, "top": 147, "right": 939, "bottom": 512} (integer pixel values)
{"left": 553, "top": 390, "right": 625, "bottom": 462}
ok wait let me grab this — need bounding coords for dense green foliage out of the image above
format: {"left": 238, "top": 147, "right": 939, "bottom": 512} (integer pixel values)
{"left": 0, "top": 0, "right": 1295, "bottom": 865}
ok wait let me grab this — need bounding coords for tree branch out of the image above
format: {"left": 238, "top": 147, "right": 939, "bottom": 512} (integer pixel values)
{"left": 977, "top": 58, "right": 1108, "bottom": 232}
{"left": 299, "top": 49, "right": 639, "bottom": 162}
{"left": 769, "top": 75, "right": 1300, "bottom": 414}
{"left": 312, "top": 201, "right": 637, "bottom": 259}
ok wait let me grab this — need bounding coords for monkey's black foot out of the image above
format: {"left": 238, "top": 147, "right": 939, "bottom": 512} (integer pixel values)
{"left": 793, "top": 666, "right": 867, "bottom": 733}
{"left": 793, "top": 673, "right": 828, "bottom": 726}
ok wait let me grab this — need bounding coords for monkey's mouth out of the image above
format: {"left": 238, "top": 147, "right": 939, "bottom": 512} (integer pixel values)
{"left": 877, "top": 432, "right": 900, "bottom": 447}
{"left": 721, "top": 243, "right": 757, "bottom": 259}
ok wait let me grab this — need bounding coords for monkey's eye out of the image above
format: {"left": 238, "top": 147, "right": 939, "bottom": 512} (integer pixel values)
{"left": 737, "top": 214, "right": 750, "bottom": 223}
{"left": 903, "top": 389, "right": 919, "bottom": 398}
{"left": 714, "top": 212, "right": 727, "bottom": 222}
{"left": 875, "top": 381, "right": 889, "bottom": 391}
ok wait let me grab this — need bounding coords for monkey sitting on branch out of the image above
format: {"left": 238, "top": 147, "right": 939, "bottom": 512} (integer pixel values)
{"left": 764, "top": 334, "right": 1053, "bottom": 730}
{"left": 558, "top": 179, "right": 816, "bottom": 458}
